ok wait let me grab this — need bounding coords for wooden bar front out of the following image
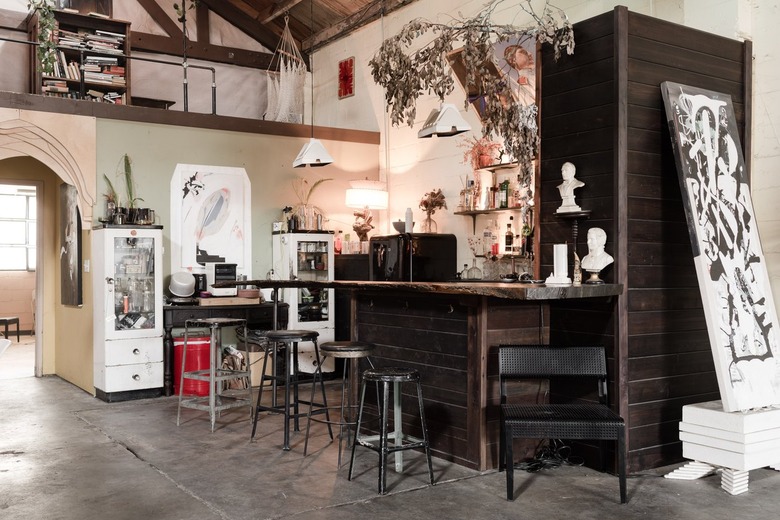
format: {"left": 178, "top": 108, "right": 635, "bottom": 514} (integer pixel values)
{"left": 222, "top": 280, "right": 622, "bottom": 471}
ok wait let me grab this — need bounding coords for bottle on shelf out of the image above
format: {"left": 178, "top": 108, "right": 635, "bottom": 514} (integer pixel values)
{"left": 334, "top": 230, "right": 343, "bottom": 254}
{"left": 499, "top": 179, "right": 510, "bottom": 209}
{"left": 505, "top": 216, "right": 515, "bottom": 255}
{"left": 482, "top": 220, "right": 493, "bottom": 257}
{"left": 491, "top": 220, "right": 500, "bottom": 257}
{"left": 405, "top": 207, "right": 413, "bottom": 232}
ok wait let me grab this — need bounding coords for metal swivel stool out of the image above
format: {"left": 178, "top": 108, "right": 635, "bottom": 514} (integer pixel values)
{"left": 349, "top": 366, "right": 435, "bottom": 494}
{"left": 251, "top": 329, "right": 331, "bottom": 450}
{"left": 176, "top": 317, "right": 253, "bottom": 432}
{"left": 304, "top": 341, "right": 376, "bottom": 466}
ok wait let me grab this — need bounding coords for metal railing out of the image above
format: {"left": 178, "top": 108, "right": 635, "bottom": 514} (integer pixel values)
{"left": 0, "top": 34, "right": 217, "bottom": 114}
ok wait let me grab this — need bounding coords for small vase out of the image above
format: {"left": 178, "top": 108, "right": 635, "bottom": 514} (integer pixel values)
{"left": 421, "top": 214, "right": 437, "bottom": 233}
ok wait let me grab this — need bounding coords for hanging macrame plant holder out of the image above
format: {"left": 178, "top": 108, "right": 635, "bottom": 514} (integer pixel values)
{"left": 265, "top": 15, "right": 306, "bottom": 124}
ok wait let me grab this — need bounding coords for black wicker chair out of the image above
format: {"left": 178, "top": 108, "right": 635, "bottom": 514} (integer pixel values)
{"left": 498, "top": 345, "right": 626, "bottom": 503}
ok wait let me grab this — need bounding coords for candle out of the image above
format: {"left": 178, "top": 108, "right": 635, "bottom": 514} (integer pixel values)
{"left": 553, "top": 244, "right": 568, "bottom": 278}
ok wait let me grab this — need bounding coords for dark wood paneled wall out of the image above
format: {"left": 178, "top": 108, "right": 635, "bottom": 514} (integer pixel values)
{"left": 540, "top": 7, "right": 750, "bottom": 472}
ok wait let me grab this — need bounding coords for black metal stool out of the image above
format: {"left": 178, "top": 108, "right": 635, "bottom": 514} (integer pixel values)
{"left": 176, "top": 317, "right": 252, "bottom": 432}
{"left": 349, "top": 366, "right": 435, "bottom": 494}
{"left": 251, "top": 329, "right": 331, "bottom": 450}
{"left": 304, "top": 341, "right": 376, "bottom": 466}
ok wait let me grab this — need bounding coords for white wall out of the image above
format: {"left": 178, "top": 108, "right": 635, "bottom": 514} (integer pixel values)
{"left": 314, "top": 0, "right": 780, "bottom": 302}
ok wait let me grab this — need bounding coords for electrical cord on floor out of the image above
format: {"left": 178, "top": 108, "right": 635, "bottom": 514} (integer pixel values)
{"left": 515, "top": 439, "right": 584, "bottom": 472}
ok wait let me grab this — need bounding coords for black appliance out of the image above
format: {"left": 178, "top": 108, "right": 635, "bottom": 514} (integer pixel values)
{"left": 369, "top": 233, "right": 457, "bottom": 282}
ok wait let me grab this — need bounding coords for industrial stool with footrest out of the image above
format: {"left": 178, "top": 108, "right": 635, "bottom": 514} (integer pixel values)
{"left": 251, "top": 329, "right": 331, "bottom": 450}
{"left": 304, "top": 341, "right": 376, "bottom": 466}
{"left": 349, "top": 366, "right": 435, "bottom": 494}
{"left": 176, "top": 317, "right": 253, "bottom": 432}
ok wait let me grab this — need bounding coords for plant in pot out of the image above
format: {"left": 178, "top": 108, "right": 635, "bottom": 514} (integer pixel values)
{"left": 459, "top": 135, "right": 503, "bottom": 170}
{"left": 291, "top": 176, "right": 331, "bottom": 230}
{"left": 102, "top": 174, "right": 119, "bottom": 223}
{"left": 29, "top": 0, "right": 57, "bottom": 76}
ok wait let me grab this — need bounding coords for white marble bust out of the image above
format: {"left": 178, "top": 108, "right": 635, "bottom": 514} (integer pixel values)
{"left": 556, "top": 162, "right": 585, "bottom": 214}
{"left": 581, "top": 227, "right": 614, "bottom": 272}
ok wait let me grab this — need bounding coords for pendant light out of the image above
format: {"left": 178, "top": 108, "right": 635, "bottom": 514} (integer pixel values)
{"left": 417, "top": 103, "right": 472, "bottom": 138}
{"left": 293, "top": 0, "right": 333, "bottom": 168}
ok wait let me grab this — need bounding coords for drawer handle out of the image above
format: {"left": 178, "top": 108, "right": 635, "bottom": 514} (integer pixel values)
{"left": 133, "top": 348, "right": 140, "bottom": 355}
{"left": 132, "top": 374, "right": 140, "bottom": 381}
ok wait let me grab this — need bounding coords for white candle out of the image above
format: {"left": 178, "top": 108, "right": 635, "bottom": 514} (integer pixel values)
{"left": 554, "top": 244, "right": 568, "bottom": 278}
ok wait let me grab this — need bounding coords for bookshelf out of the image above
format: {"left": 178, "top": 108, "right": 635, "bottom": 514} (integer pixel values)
{"left": 30, "top": 10, "right": 131, "bottom": 104}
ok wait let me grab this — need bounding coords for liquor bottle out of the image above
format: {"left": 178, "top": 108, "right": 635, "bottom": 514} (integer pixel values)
{"left": 499, "top": 179, "right": 510, "bottom": 208}
{"left": 491, "top": 219, "right": 500, "bottom": 256}
{"left": 505, "top": 216, "right": 515, "bottom": 254}
{"left": 334, "top": 230, "right": 343, "bottom": 254}
{"left": 482, "top": 219, "right": 493, "bottom": 256}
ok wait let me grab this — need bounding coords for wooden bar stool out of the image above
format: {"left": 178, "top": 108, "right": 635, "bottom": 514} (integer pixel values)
{"left": 303, "top": 341, "right": 376, "bottom": 466}
{"left": 349, "top": 366, "right": 435, "bottom": 494}
{"left": 251, "top": 329, "right": 331, "bottom": 451}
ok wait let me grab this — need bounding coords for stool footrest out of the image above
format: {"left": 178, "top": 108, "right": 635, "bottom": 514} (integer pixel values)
{"left": 183, "top": 368, "right": 251, "bottom": 382}
{"left": 180, "top": 395, "right": 252, "bottom": 413}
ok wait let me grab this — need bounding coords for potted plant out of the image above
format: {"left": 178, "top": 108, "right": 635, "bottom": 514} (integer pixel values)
{"left": 419, "top": 188, "right": 447, "bottom": 233}
{"left": 460, "top": 135, "right": 503, "bottom": 170}
{"left": 121, "top": 154, "right": 143, "bottom": 223}
{"left": 291, "top": 176, "right": 332, "bottom": 230}
{"left": 102, "top": 174, "right": 119, "bottom": 222}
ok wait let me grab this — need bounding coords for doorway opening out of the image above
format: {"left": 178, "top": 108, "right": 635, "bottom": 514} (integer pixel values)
{"left": 0, "top": 183, "right": 38, "bottom": 380}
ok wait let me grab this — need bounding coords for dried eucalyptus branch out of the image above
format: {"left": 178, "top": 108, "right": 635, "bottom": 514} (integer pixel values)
{"left": 369, "top": 0, "right": 575, "bottom": 185}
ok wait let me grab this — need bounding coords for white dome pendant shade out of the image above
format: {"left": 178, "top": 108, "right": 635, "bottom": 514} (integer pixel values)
{"left": 293, "top": 137, "right": 334, "bottom": 168}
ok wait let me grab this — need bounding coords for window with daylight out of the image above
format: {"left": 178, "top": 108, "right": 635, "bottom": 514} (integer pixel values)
{"left": 0, "top": 185, "right": 37, "bottom": 271}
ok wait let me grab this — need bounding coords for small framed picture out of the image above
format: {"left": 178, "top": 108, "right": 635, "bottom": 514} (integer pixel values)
{"left": 338, "top": 57, "right": 355, "bottom": 99}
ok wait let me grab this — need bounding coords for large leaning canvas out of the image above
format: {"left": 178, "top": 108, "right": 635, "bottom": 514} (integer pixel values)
{"left": 661, "top": 81, "right": 780, "bottom": 412}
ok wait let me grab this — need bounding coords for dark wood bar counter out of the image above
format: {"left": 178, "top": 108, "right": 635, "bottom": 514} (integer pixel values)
{"left": 216, "top": 279, "right": 622, "bottom": 471}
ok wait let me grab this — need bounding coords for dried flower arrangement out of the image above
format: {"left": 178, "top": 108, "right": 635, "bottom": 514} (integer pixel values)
{"left": 369, "top": 0, "right": 574, "bottom": 185}
{"left": 419, "top": 188, "right": 448, "bottom": 217}
{"left": 459, "top": 135, "right": 503, "bottom": 170}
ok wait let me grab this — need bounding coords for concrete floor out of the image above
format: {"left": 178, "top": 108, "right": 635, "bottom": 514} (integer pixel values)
{"left": 1, "top": 375, "right": 779, "bottom": 520}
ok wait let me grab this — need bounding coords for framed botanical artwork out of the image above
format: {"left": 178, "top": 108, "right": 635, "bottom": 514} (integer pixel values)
{"left": 338, "top": 57, "right": 355, "bottom": 99}
{"left": 661, "top": 81, "right": 780, "bottom": 412}
{"left": 169, "top": 164, "right": 251, "bottom": 277}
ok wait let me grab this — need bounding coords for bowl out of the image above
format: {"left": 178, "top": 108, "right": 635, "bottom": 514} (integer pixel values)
{"left": 392, "top": 220, "right": 415, "bottom": 233}
{"left": 169, "top": 271, "right": 196, "bottom": 297}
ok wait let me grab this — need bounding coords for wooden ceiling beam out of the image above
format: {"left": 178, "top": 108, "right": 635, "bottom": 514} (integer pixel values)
{"left": 198, "top": 0, "right": 285, "bottom": 53}
{"left": 136, "top": 0, "right": 181, "bottom": 38}
{"left": 130, "top": 32, "right": 275, "bottom": 70}
{"left": 262, "top": 0, "right": 307, "bottom": 24}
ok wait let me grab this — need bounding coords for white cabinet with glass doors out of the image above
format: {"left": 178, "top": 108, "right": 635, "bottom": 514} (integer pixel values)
{"left": 93, "top": 225, "right": 164, "bottom": 401}
{"left": 271, "top": 231, "right": 335, "bottom": 373}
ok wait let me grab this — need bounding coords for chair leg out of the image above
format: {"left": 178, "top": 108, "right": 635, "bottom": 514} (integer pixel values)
{"left": 378, "top": 381, "right": 390, "bottom": 495}
{"left": 348, "top": 380, "right": 368, "bottom": 481}
{"left": 250, "top": 343, "right": 272, "bottom": 441}
{"left": 176, "top": 326, "right": 190, "bottom": 427}
{"left": 303, "top": 359, "right": 325, "bottom": 456}
{"left": 618, "top": 427, "right": 627, "bottom": 504}
{"left": 498, "top": 411, "right": 505, "bottom": 473}
{"left": 416, "top": 380, "right": 435, "bottom": 486}
{"left": 505, "top": 423, "right": 514, "bottom": 500}
{"left": 312, "top": 341, "right": 333, "bottom": 439}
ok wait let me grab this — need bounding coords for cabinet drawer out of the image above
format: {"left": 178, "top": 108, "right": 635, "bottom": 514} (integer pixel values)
{"left": 211, "top": 308, "right": 247, "bottom": 320}
{"left": 100, "top": 362, "right": 163, "bottom": 392}
{"left": 168, "top": 309, "right": 204, "bottom": 325}
{"left": 104, "top": 337, "right": 162, "bottom": 366}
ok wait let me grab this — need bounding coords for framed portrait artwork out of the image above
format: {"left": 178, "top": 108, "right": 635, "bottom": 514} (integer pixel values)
{"left": 169, "top": 164, "right": 251, "bottom": 277}
{"left": 60, "top": 183, "right": 82, "bottom": 306}
{"left": 661, "top": 81, "right": 780, "bottom": 412}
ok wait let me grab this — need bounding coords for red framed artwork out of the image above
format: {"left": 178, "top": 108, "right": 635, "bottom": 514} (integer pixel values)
{"left": 338, "top": 57, "right": 355, "bottom": 99}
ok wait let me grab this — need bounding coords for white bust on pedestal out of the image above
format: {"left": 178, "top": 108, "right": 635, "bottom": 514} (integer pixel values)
{"left": 556, "top": 162, "right": 585, "bottom": 214}
{"left": 581, "top": 227, "right": 613, "bottom": 284}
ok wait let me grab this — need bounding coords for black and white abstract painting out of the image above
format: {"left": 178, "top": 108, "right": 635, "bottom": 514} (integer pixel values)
{"left": 662, "top": 81, "right": 780, "bottom": 412}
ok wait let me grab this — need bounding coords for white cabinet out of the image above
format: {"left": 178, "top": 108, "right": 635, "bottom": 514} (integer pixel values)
{"left": 93, "top": 225, "right": 164, "bottom": 401}
{"left": 272, "top": 231, "right": 335, "bottom": 373}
